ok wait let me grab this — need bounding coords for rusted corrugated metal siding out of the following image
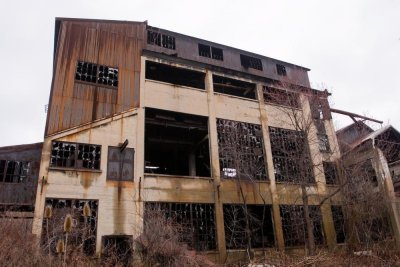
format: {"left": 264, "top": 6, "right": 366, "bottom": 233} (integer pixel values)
{"left": 0, "top": 143, "right": 42, "bottom": 208}
{"left": 46, "top": 19, "right": 146, "bottom": 135}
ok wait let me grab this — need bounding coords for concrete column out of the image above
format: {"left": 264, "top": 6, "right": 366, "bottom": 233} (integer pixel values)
{"left": 256, "top": 84, "right": 285, "bottom": 251}
{"left": 32, "top": 140, "right": 52, "bottom": 238}
{"left": 205, "top": 70, "right": 227, "bottom": 262}
{"left": 301, "top": 94, "right": 336, "bottom": 249}
{"left": 132, "top": 56, "right": 147, "bottom": 238}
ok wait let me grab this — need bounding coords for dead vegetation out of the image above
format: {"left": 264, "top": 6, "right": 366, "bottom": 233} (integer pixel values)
{"left": 135, "top": 208, "right": 215, "bottom": 267}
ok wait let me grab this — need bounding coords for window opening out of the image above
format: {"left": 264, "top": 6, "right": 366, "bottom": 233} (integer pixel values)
{"left": 323, "top": 161, "right": 338, "bottom": 185}
{"left": 269, "top": 127, "right": 313, "bottom": 183}
{"left": 145, "top": 202, "right": 216, "bottom": 251}
{"left": 213, "top": 75, "right": 256, "bottom": 100}
{"left": 348, "top": 159, "right": 378, "bottom": 187}
{"left": 75, "top": 61, "right": 118, "bottom": 88}
{"left": 0, "top": 159, "right": 30, "bottom": 183}
{"left": 280, "top": 205, "right": 324, "bottom": 246}
{"left": 198, "top": 44, "right": 211, "bottom": 58}
{"left": 318, "top": 134, "right": 330, "bottom": 152}
{"left": 263, "top": 86, "right": 299, "bottom": 108}
{"left": 147, "top": 30, "right": 176, "bottom": 50}
{"left": 331, "top": 205, "right": 346, "bottom": 243}
{"left": 107, "top": 147, "right": 134, "bottom": 181}
{"left": 50, "top": 141, "right": 101, "bottom": 170}
{"left": 102, "top": 235, "right": 133, "bottom": 265}
{"left": 198, "top": 44, "right": 223, "bottom": 61}
{"left": 145, "top": 61, "right": 205, "bottom": 89}
{"left": 223, "top": 204, "right": 275, "bottom": 249}
{"left": 211, "top": 47, "right": 223, "bottom": 60}
{"left": 240, "top": 54, "right": 263, "bottom": 71}
{"left": 145, "top": 108, "right": 210, "bottom": 177}
{"left": 217, "top": 119, "right": 267, "bottom": 180}
{"left": 276, "top": 64, "right": 287, "bottom": 76}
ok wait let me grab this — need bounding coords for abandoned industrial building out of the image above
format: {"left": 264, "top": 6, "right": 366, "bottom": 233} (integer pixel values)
{"left": 1, "top": 18, "right": 400, "bottom": 264}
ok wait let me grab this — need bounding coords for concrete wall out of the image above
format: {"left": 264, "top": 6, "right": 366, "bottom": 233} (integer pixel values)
{"left": 33, "top": 110, "right": 140, "bottom": 252}
{"left": 34, "top": 53, "right": 341, "bottom": 262}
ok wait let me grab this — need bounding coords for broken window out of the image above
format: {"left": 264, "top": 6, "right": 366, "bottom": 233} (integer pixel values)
{"left": 107, "top": 147, "right": 134, "bottom": 181}
{"left": 348, "top": 159, "right": 378, "bottom": 187}
{"left": 145, "top": 108, "right": 210, "bottom": 177}
{"left": 269, "top": 127, "right": 313, "bottom": 183}
{"left": 145, "top": 61, "right": 205, "bottom": 89}
{"left": 309, "top": 95, "right": 331, "bottom": 121}
{"left": 276, "top": 64, "right": 287, "bottom": 76}
{"left": 217, "top": 119, "right": 267, "bottom": 181}
{"left": 198, "top": 44, "right": 223, "bottom": 61}
{"left": 213, "top": 75, "right": 257, "bottom": 100}
{"left": 263, "top": 86, "right": 299, "bottom": 108}
{"left": 102, "top": 235, "right": 133, "bottom": 266}
{"left": 75, "top": 61, "right": 118, "bottom": 87}
{"left": 0, "top": 159, "right": 30, "bottom": 183}
{"left": 240, "top": 54, "right": 263, "bottom": 71}
{"left": 331, "top": 205, "right": 346, "bottom": 243}
{"left": 212, "top": 47, "right": 224, "bottom": 60}
{"left": 41, "top": 199, "right": 98, "bottom": 256}
{"left": 318, "top": 134, "right": 330, "bottom": 152}
{"left": 280, "top": 205, "right": 324, "bottom": 246}
{"left": 361, "top": 217, "right": 392, "bottom": 242}
{"left": 145, "top": 202, "right": 216, "bottom": 250}
{"left": 323, "top": 161, "right": 339, "bottom": 185}
{"left": 223, "top": 204, "right": 275, "bottom": 249}
{"left": 50, "top": 141, "right": 101, "bottom": 170}
{"left": 147, "top": 30, "right": 176, "bottom": 50}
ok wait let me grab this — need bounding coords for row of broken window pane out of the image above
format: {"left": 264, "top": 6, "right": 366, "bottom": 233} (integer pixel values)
{"left": 50, "top": 141, "right": 101, "bottom": 170}
{"left": 145, "top": 202, "right": 347, "bottom": 250}
{"left": 0, "top": 159, "right": 30, "bottom": 183}
{"left": 75, "top": 61, "right": 118, "bottom": 87}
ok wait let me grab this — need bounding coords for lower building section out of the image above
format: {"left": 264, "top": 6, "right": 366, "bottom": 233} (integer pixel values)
{"left": 35, "top": 198, "right": 352, "bottom": 259}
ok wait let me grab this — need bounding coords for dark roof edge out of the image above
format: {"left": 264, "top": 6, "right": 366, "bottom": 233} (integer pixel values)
{"left": 147, "top": 25, "right": 311, "bottom": 72}
{"left": 55, "top": 17, "right": 148, "bottom": 26}
{"left": 0, "top": 142, "right": 43, "bottom": 152}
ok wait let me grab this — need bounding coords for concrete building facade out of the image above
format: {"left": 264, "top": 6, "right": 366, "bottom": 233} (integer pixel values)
{"left": 31, "top": 18, "right": 346, "bottom": 262}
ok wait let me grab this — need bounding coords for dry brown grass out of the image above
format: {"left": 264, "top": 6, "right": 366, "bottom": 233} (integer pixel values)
{"left": 134, "top": 209, "right": 216, "bottom": 267}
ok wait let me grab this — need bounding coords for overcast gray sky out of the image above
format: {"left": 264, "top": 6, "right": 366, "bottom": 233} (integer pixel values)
{"left": 0, "top": 0, "right": 399, "bottom": 146}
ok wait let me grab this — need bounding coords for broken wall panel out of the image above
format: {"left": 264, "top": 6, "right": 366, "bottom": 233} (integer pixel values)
{"left": 223, "top": 204, "right": 275, "bottom": 249}
{"left": 144, "top": 202, "right": 216, "bottom": 251}
{"left": 46, "top": 20, "right": 145, "bottom": 135}
{"left": 217, "top": 119, "right": 267, "bottom": 181}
